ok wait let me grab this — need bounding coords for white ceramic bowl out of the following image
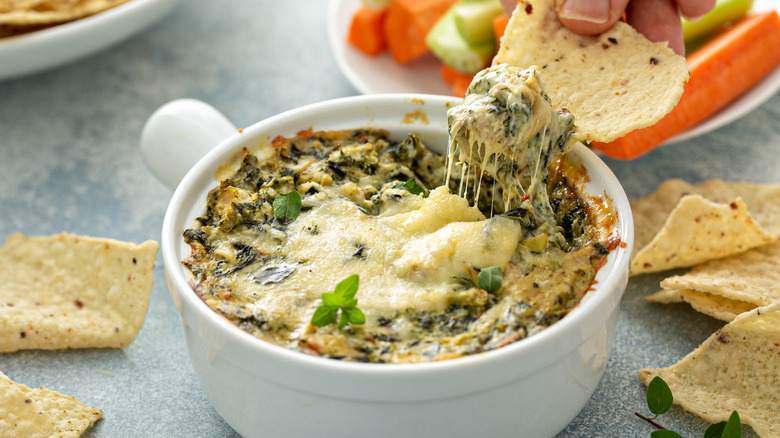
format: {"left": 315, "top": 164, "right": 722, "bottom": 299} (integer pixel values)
{"left": 141, "top": 95, "right": 633, "bottom": 438}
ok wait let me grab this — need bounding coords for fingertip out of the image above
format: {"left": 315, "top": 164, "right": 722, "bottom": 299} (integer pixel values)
{"left": 627, "top": 0, "right": 686, "bottom": 56}
{"left": 677, "top": 0, "right": 717, "bottom": 21}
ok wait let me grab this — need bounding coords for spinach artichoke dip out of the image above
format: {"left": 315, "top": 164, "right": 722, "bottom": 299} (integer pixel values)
{"left": 182, "top": 65, "right": 619, "bottom": 363}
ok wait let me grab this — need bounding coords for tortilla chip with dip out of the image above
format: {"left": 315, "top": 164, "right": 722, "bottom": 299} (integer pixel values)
{"left": 0, "top": 370, "right": 102, "bottom": 437}
{"left": 494, "top": 0, "right": 689, "bottom": 143}
{"left": 0, "top": 232, "right": 158, "bottom": 353}
{"left": 631, "top": 179, "right": 780, "bottom": 275}
{"left": 638, "top": 303, "right": 780, "bottom": 437}
{"left": 647, "top": 239, "right": 780, "bottom": 321}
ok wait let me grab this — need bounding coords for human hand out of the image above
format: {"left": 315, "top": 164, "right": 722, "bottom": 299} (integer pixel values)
{"left": 498, "top": 0, "right": 716, "bottom": 55}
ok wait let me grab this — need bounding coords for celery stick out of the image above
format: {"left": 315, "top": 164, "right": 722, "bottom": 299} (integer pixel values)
{"left": 426, "top": 7, "right": 496, "bottom": 74}
{"left": 453, "top": 0, "right": 504, "bottom": 45}
{"left": 683, "top": 0, "right": 754, "bottom": 42}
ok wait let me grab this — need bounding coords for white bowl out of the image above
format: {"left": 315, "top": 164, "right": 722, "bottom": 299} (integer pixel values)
{"left": 141, "top": 94, "right": 633, "bottom": 438}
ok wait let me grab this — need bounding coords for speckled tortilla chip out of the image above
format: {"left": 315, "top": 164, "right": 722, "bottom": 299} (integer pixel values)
{"left": 631, "top": 179, "right": 780, "bottom": 275}
{"left": 0, "top": 370, "right": 102, "bottom": 437}
{"left": 633, "top": 179, "right": 780, "bottom": 254}
{"left": 631, "top": 195, "right": 773, "bottom": 274}
{"left": 647, "top": 240, "right": 780, "bottom": 321}
{"left": 647, "top": 289, "right": 758, "bottom": 322}
{"left": 662, "top": 240, "right": 780, "bottom": 305}
{"left": 0, "top": 232, "right": 158, "bottom": 352}
{"left": 0, "top": 0, "right": 131, "bottom": 26}
{"left": 493, "top": 0, "right": 688, "bottom": 143}
{"left": 638, "top": 303, "right": 780, "bottom": 437}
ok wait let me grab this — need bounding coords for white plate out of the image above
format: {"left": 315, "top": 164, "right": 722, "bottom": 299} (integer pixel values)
{"left": 327, "top": 0, "right": 780, "bottom": 145}
{"left": 0, "top": 0, "right": 184, "bottom": 82}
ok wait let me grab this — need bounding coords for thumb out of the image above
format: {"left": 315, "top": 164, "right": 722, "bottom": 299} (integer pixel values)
{"left": 557, "top": 0, "right": 631, "bottom": 35}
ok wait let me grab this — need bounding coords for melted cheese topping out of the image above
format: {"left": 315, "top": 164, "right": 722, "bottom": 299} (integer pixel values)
{"left": 183, "top": 124, "right": 609, "bottom": 363}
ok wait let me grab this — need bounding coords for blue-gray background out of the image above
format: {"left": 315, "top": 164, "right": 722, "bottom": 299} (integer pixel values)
{"left": 1, "top": 1, "right": 777, "bottom": 436}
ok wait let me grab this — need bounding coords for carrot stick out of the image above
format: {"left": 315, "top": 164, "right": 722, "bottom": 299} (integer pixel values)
{"left": 383, "top": 0, "right": 459, "bottom": 63}
{"left": 591, "top": 10, "right": 780, "bottom": 160}
{"left": 441, "top": 63, "right": 475, "bottom": 97}
{"left": 347, "top": 5, "right": 389, "bottom": 56}
{"left": 493, "top": 13, "right": 509, "bottom": 45}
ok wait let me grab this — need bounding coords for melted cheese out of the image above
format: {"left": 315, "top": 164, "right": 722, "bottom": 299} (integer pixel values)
{"left": 182, "top": 127, "right": 609, "bottom": 363}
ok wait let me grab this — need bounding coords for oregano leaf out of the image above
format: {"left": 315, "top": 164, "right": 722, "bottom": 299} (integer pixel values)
{"left": 321, "top": 292, "right": 342, "bottom": 308}
{"left": 311, "top": 274, "right": 365, "bottom": 329}
{"left": 311, "top": 306, "right": 337, "bottom": 327}
{"left": 647, "top": 376, "right": 674, "bottom": 416}
{"left": 335, "top": 274, "right": 359, "bottom": 299}
{"left": 703, "top": 422, "right": 727, "bottom": 438}
{"left": 273, "top": 190, "right": 302, "bottom": 224}
{"left": 337, "top": 311, "right": 349, "bottom": 329}
{"left": 478, "top": 266, "right": 503, "bottom": 292}
{"left": 721, "top": 411, "right": 741, "bottom": 438}
{"left": 343, "top": 306, "right": 366, "bottom": 325}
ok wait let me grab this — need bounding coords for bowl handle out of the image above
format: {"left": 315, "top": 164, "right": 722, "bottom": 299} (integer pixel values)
{"left": 140, "top": 98, "right": 237, "bottom": 190}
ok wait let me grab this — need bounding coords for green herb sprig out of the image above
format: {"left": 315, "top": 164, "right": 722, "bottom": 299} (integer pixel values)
{"left": 273, "top": 190, "right": 302, "bottom": 224}
{"left": 477, "top": 266, "right": 503, "bottom": 293}
{"left": 637, "top": 376, "right": 742, "bottom": 438}
{"left": 393, "top": 179, "right": 426, "bottom": 196}
{"left": 311, "top": 274, "right": 366, "bottom": 329}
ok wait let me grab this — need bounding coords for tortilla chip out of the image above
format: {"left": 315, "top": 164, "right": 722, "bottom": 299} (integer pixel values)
{"left": 662, "top": 240, "right": 780, "bottom": 305}
{"left": 0, "top": 370, "right": 102, "bottom": 437}
{"left": 638, "top": 303, "right": 780, "bottom": 437}
{"left": 0, "top": 232, "right": 158, "bottom": 352}
{"left": 493, "top": 0, "right": 688, "bottom": 143}
{"left": 631, "top": 194, "right": 774, "bottom": 274}
{"left": 647, "top": 289, "right": 758, "bottom": 322}
{"left": 633, "top": 179, "right": 780, "bottom": 255}
{"left": 0, "top": 0, "right": 131, "bottom": 26}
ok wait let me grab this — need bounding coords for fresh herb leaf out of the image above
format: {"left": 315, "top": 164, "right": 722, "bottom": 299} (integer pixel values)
{"left": 311, "top": 274, "right": 365, "bottom": 329}
{"left": 703, "top": 422, "right": 727, "bottom": 438}
{"left": 273, "top": 190, "right": 302, "bottom": 224}
{"left": 311, "top": 305, "right": 338, "bottom": 327}
{"left": 343, "top": 306, "right": 366, "bottom": 325}
{"left": 478, "top": 266, "right": 503, "bottom": 292}
{"left": 721, "top": 411, "right": 741, "bottom": 438}
{"left": 335, "top": 274, "right": 359, "bottom": 299}
{"left": 393, "top": 179, "right": 425, "bottom": 196}
{"left": 651, "top": 430, "right": 684, "bottom": 438}
{"left": 638, "top": 376, "right": 743, "bottom": 438}
{"left": 647, "top": 376, "right": 674, "bottom": 417}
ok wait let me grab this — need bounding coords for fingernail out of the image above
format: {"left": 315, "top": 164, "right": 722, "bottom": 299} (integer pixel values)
{"left": 558, "top": 0, "right": 611, "bottom": 24}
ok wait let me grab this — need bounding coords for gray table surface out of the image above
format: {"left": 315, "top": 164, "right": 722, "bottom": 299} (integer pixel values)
{"left": 1, "top": 1, "right": 777, "bottom": 437}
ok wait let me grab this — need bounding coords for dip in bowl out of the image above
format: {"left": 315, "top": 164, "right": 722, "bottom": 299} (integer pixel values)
{"left": 142, "top": 94, "right": 633, "bottom": 438}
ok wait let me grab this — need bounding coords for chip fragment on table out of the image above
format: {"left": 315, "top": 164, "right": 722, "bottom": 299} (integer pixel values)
{"left": 0, "top": 370, "right": 102, "bottom": 437}
{"left": 0, "top": 232, "right": 158, "bottom": 352}
{"left": 494, "top": 0, "right": 689, "bottom": 143}
{"left": 638, "top": 303, "right": 780, "bottom": 438}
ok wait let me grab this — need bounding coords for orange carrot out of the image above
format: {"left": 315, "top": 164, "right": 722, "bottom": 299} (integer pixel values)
{"left": 348, "top": 5, "right": 389, "bottom": 56}
{"left": 441, "top": 63, "right": 475, "bottom": 97}
{"left": 592, "top": 10, "right": 780, "bottom": 160}
{"left": 383, "top": 0, "right": 459, "bottom": 63}
{"left": 493, "top": 13, "right": 509, "bottom": 45}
